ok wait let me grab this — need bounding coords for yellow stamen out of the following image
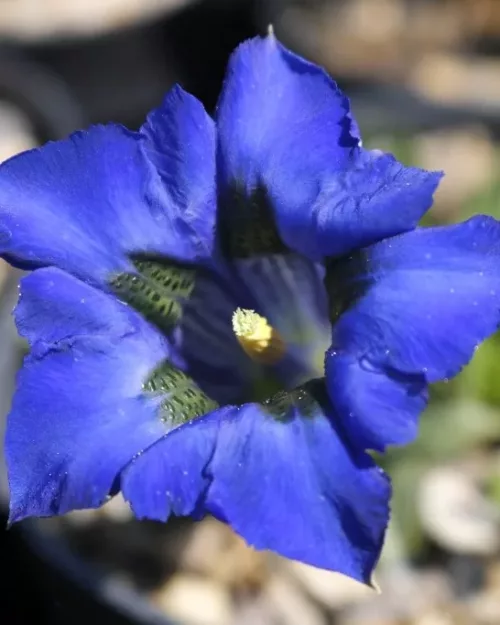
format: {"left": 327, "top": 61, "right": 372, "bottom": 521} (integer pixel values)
{"left": 232, "top": 308, "right": 285, "bottom": 365}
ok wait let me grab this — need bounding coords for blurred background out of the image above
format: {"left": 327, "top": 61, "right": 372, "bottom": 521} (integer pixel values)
{"left": 1, "top": 1, "right": 500, "bottom": 624}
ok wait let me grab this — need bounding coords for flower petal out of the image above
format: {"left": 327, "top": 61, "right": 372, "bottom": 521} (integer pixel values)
{"left": 216, "top": 34, "right": 441, "bottom": 260}
{"left": 140, "top": 85, "right": 216, "bottom": 260}
{"left": 326, "top": 215, "right": 500, "bottom": 452}
{"left": 0, "top": 88, "right": 215, "bottom": 285}
{"left": 122, "top": 409, "right": 228, "bottom": 521}
{"left": 123, "top": 381, "right": 390, "bottom": 581}
{"left": 308, "top": 150, "right": 443, "bottom": 259}
{"left": 6, "top": 268, "right": 172, "bottom": 521}
{"left": 327, "top": 353, "right": 428, "bottom": 453}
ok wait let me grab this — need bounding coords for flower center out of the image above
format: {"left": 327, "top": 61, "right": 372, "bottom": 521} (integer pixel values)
{"left": 232, "top": 308, "right": 285, "bottom": 365}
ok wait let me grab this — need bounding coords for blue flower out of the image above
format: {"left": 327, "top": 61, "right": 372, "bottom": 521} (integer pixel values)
{"left": 1, "top": 33, "right": 499, "bottom": 584}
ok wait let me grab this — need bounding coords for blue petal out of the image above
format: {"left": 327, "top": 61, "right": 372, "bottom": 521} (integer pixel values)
{"left": 216, "top": 35, "right": 442, "bottom": 260}
{"left": 326, "top": 215, "right": 500, "bottom": 452}
{"left": 6, "top": 268, "right": 172, "bottom": 521}
{"left": 309, "top": 150, "right": 443, "bottom": 259}
{"left": 122, "top": 409, "right": 230, "bottom": 521}
{"left": 123, "top": 383, "right": 390, "bottom": 581}
{"left": 0, "top": 89, "right": 215, "bottom": 285}
{"left": 327, "top": 353, "right": 428, "bottom": 452}
{"left": 140, "top": 85, "right": 217, "bottom": 261}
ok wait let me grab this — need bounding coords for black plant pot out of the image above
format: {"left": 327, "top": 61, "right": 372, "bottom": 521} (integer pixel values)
{"left": 4, "top": 518, "right": 177, "bottom": 625}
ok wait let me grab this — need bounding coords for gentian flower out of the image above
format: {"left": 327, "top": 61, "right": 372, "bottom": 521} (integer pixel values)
{"left": 2, "top": 33, "right": 500, "bottom": 585}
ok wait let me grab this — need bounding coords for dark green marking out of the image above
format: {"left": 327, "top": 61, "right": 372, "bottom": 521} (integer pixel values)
{"left": 252, "top": 373, "right": 285, "bottom": 404}
{"left": 110, "top": 272, "right": 183, "bottom": 329}
{"left": 324, "top": 252, "right": 371, "bottom": 323}
{"left": 220, "top": 184, "right": 287, "bottom": 258}
{"left": 109, "top": 257, "right": 195, "bottom": 335}
{"left": 261, "top": 380, "right": 321, "bottom": 421}
{"left": 110, "top": 256, "right": 217, "bottom": 426}
{"left": 144, "top": 361, "right": 218, "bottom": 426}
{"left": 133, "top": 259, "right": 195, "bottom": 299}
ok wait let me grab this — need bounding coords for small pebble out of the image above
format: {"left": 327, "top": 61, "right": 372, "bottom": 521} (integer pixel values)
{"left": 418, "top": 466, "right": 500, "bottom": 555}
{"left": 284, "top": 559, "right": 373, "bottom": 609}
{"left": 151, "top": 574, "right": 232, "bottom": 625}
{"left": 265, "top": 574, "right": 327, "bottom": 625}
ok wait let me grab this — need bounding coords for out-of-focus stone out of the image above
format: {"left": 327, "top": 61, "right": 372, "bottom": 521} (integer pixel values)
{"left": 179, "top": 516, "right": 232, "bottom": 574}
{"left": 273, "top": 0, "right": 473, "bottom": 82}
{"left": 468, "top": 0, "right": 500, "bottom": 38}
{"left": 0, "top": 101, "right": 37, "bottom": 163}
{"left": 63, "top": 507, "right": 104, "bottom": 528}
{"left": 467, "top": 592, "right": 500, "bottom": 625}
{"left": 414, "top": 607, "right": 467, "bottom": 625}
{"left": 418, "top": 466, "right": 500, "bottom": 555}
{"left": 284, "top": 560, "right": 374, "bottom": 609}
{"left": 264, "top": 574, "right": 327, "bottom": 625}
{"left": 464, "top": 560, "right": 500, "bottom": 625}
{"left": 151, "top": 574, "right": 233, "bottom": 625}
{"left": 339, "top": 567, "right": 453, "bottom": 624}
{"left": 411, "top": 53, "right": 500, "bottom": 109}
{"left": 338, "top": 612, "right": 398, "bottom": 625}
{"left": 413, "top": 126, "right": 495, "bottom": 219}
{"left": 99, "top": 494, "right": 133, "bottom": 522}
{"left": 232, "top": 595, "right": 276, "bottom": 625}
{"left": 0, "top": 0, "right": 197, "bottom": 42}
{"left": 64, "top": 494, "right": 132, "bottom": 526}
{"left": 180, "top": 516, "right": 269, "bottom": 592}
{"left": 278, "top": 0, "right": 407, "bottom": 80}
{"left": 211, "top": 535, "right": 269, "bottom": 593}
{"left": 0, "top": 261, "right": 10, "bottom": 301}
{"left": 485, "top": 561, "right": 500, "bottom": 591}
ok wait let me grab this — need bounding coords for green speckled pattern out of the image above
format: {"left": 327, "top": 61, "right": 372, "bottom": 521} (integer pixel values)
{"left": 110, "top": 256, "right": 217, "bottom": 426}
{"left": 109, "top": 257, "right": 195, "bottom": 334}
{"left": 261, "top": 381, "right": 320, "bottom": 421}
{"left": 144, "top": 361, "right": 218, "bottom": 426}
